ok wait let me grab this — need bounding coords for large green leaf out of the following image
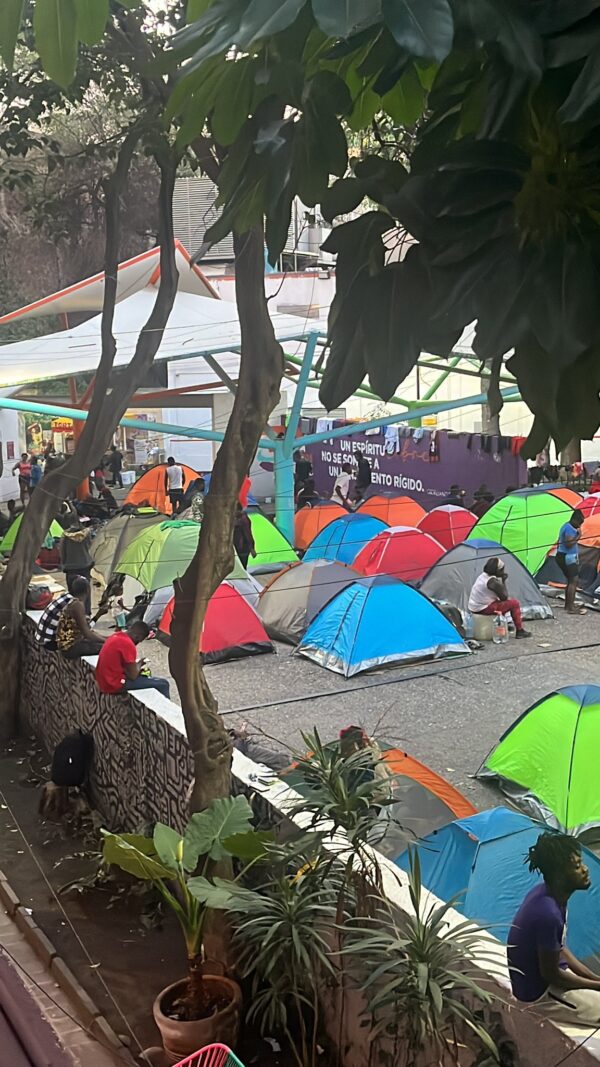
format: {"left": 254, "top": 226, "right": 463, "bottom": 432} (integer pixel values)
{"left": 460, "top": 0, "right": 542, "bottom": 78}
{"left": 74, "top": 0, "right": 109, "bottom": 45}
{"left": 183, "top": 795, "right": 254, "bottom": 867}
{"left": 311, "top": 0, "right": 382, "bottom": 39}
{"left": 382, "top": 63, "right": 425, "bottom": 124}
{"left": 101, "top": 831, "right": 173, "bottom": 882}
{"left": 188, "top": 875, "right": 253, "bottom": 909}
{"left": 0, "top": 0, "right": 24, "bottom": 70}
{"left": 187, "top": 0, "right": 213, "bottom": 19}
{"left": 222, "top": 830, "right": 274, "bottom": 861}
{"left": 321, "top": 178, "right": 367, "bottom": 222}
{"left": 362, "top": 263, "right": 422, "bottom": 399}
{"left": 34, "top": 0, "right": 78, "bottom": 87}
{"left": 211, "top": 58, "right": 260, "bottom": 145}
{"left": 382, "top": 0, "right": 453, "bottom": 62}
{"left": 153, "top": 823, "right": 183, "bottom": 870}
{"left": 558, "top": 43, "right": 600, "bottom": 123}
{"left": 237, "top": 0, "right": 306, "bottom": 44}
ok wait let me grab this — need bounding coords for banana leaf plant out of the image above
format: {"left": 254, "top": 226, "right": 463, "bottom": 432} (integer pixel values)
{"left": 101, "top": 795, "right": 272, "bottom": 1018}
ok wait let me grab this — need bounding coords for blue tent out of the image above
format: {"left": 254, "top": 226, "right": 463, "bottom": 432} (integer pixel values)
{"left": 296, "top": 575, "right": 470, "bottom": 677}
{"left": 395, "top": 807, "right": 600, "bottom": 969}
{"left": 303, "top": 513, "right": 387, "bottom": 565}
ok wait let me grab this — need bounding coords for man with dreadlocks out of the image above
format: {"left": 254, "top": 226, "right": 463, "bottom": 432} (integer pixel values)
{"left": 508, "top": 832, "right": 600, "bottom": 1023}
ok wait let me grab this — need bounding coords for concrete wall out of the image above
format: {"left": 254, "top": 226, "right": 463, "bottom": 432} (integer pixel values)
{"left": 0, "top": 408, "right": 23, "bottom": 503}
{"left": 19, "top": 618, "right": 599, "bottom": 1067}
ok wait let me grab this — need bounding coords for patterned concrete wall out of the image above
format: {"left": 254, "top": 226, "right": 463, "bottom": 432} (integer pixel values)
{"left": 19, "top": 619, "right": 193, "bottom": 832}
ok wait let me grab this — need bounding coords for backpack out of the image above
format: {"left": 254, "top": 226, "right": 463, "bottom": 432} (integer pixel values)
{"left": 51, "top": 730, "right": 94, "bottom": 788}
{"left": 26, "top": 584, "right": 53, "bottom": 610}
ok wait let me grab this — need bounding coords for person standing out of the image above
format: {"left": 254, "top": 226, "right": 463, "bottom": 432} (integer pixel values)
{"left": 294, "top": 449, "right": 312, "bottom": 490}
{"left": 354, "top": 448, "right": 372, "bottom": 502}
{"left": 108, "top": 444, "right": 123, "bottom": 488}
{"left": 507, "top": 832, "right": 600, "bottom": 1024}
{"left": 29, "top": 456, "right": 43, "bottom": 492}
{"left": 164, "top": 456, "right": 186, "bottom": 515}
{"left": 12, "top": 453, "right": 31, "bottom": 505}
{"left": 95, "top": 621, "right": 170, "bottom": 700}
{"left": 59, "top": 520, "right": 94, "bottom": 615}
{"left": 233, "top": 502, "right": 256, "bottom": 569}
{"left": 331, "top": 462, "right": 354, "bottom": 510}
{"left": 467, "top": 557, "right": 531, "bottom": 638}
{"left": 557, "top": 508, "right": 586, "bottom": 615}
{"left": 444, "top": 484, "right": 466, "bottom": 506}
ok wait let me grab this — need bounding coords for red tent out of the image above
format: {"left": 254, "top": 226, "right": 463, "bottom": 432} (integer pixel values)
{"left": 580, "top": 493, "right": 600, "bottom": 519}
{"left": 418, "top": 505, "right": 477, "bottom": 550}
{"left": 353, "top": 526, "right": 445, "bottom": 583}
{"left": 158, "top": 581, "right": 274, "bottom": 663}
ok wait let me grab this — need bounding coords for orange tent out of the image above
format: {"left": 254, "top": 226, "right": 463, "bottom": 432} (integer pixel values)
{"left": 581, "top": 513, "right": 600, "bottom": 549}
{"left": 358, "top": 493, "right": 426, "bottom": 527}
{"left": 548, "top": 487, "right": 582, "bottom": 508}
{"left": 294, "top": 501, "right": 347, "bottom": 550}
{"left": 125, "top": 463, "right": 200, "bottom": 515}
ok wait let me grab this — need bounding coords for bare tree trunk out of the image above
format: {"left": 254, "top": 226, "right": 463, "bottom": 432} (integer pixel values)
{"left": 169, "top": 226, "right": 284, "bottom": 810}
{"left": 0, "top": 139, "right": 178, "bottom": 739}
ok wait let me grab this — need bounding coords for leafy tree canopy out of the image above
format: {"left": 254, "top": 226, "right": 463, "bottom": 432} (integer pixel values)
{"left": 164, "top": 0, "right": 600, "bottom": 455}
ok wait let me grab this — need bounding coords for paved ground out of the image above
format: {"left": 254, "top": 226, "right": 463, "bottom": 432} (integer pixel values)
{"left": 142, "top": 605, "right": 600, "bottom": 809}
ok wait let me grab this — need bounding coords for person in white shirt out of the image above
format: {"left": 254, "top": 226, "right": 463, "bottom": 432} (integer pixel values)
{"left": 331, "top": 462, "right": 354, "bottom": 509}
{"left": 468, "top": 557, "right": 531, "bottom": 639}
{"left": 164, "top": 456, "right": 186, "bottom": 515}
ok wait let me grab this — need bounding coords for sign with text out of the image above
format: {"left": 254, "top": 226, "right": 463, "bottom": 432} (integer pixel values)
{"left": 310, "top": 429, "right": 526, "bottom": 508}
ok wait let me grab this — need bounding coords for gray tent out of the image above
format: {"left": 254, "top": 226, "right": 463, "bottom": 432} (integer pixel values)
{"left": 91, "top": 509, "right": 164, "bottom": 583}
{"left": 420, "top": 538, "right": 553, "bottom": 621}
{"left": 259, "top": 559, "right": 361, "bottom": 644}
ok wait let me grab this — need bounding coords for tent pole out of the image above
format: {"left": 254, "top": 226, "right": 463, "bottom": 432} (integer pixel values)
{"left": 273, "top": 440, "right": 295, "bottom": 544}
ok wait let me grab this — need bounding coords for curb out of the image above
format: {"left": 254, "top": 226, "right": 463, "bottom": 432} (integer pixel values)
{"left": 0, "top": 869, "right": 136, "bottom": 1063}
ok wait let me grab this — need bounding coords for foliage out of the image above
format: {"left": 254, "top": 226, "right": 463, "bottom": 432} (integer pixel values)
{"left": 288, "top": 728, "right": 398, "bottom": 857}
{"left": 102, "top": 795, "right": 271, "bottom": 1014}
{"left": 343, "top": 851, "right": 500, "bottom": 1065}
{"left": 190, "top": 839, "right": 348, "bottom": 1067}
{"left": 166, "top": 0, "right": 600, "bottom": 454}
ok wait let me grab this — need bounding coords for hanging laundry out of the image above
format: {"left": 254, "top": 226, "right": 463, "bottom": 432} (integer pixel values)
{"left": 429, "top": 430, "right": 440, "bottom": 461}
{"left": 316, "top": 418, "right": 333, "bottom": 433}
{"left": 384, "top": 425, "right": 400, "bottom": 453}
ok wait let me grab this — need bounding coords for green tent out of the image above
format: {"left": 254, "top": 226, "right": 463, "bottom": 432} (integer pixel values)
{"left": 467, "top": 491, "right": 572, "bottom": 575}
{"left": 0, "top": 514, "right": 62, "bottom": 554}
{"left": 477, "top": 685, "right": 600, "bottom": 835}
{"left": 248, "top": 512, "right": 298, "bottom": 571}
{"left": 116, "top": 520, "right": 246, "bottom": 591}
{"left": 91, "top": 509, "right": 164, "bottom": 582}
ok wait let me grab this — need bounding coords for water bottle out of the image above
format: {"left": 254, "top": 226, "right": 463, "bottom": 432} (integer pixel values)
{"left": 493, "top": 614, "right": 508, "bottom": 644}
{"left": 464, "top": 611, "right": 474, "bottom": 640}
{"left": 505, "top": 613, "right": 516, "bottom": 639}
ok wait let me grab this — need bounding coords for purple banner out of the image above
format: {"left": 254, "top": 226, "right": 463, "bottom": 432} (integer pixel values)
{"left": 310, "top": 429, "right": 526, "bottom": 510}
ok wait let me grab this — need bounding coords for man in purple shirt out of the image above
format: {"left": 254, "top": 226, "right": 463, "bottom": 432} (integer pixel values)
{"left": 508, "top": 832, "right": 600, "bottom": 1023}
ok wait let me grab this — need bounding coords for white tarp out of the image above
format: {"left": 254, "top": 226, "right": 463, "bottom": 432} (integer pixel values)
{"left": 0, "top": 288, "right": 325, "bottom": 389}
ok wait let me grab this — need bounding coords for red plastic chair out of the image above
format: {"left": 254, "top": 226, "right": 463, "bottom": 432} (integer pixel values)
{"left": 173, "top": 1044, "right": 246, "bottom": 1067}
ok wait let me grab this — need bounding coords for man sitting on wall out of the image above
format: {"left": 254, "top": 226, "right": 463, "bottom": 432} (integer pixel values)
{"left": 95, "top": 621, "right": 170, "bottom": 700}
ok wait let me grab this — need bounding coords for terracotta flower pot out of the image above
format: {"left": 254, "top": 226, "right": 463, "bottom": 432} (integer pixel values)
{"left": 153, "top": 975, "right": 242, "bottom": 1065}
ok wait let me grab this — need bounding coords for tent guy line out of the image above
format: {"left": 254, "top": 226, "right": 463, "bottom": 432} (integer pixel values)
{"left": 217, "top": 638, "right": 600, "bottom": 718}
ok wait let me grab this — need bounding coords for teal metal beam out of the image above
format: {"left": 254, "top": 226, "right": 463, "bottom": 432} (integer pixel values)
{"left": 282, "top": 332, "right": 319, "bottom": 459}
{"left": 0, "top": 395, "right": 276, "bottom": 451}
{"left": 273, "top": 441, "right": 295, "bottom": 543}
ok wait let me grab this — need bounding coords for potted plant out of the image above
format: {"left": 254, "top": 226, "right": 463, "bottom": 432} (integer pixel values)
{"left": 102, "top": 795, "right": 269, "bottom": 1064}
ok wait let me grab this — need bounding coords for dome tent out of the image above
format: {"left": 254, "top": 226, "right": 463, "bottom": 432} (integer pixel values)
{"left": 467, "top": 490, "right": 574, "bottom": 575}
{"left": 358, "top": 492, "right": 426, "bottom": 527}
{"left": 158, "top": 581, "right": 274, "bottom": 664}
{"left": 418, "top": 505, "right": 477, "bottom": 550}
{"left": 246, "top": 511, "right": 297, "bottom": 572}
{"left": 91, "top": 509, "right": 164, "bottom": 582}
{"left": 0, "top": 514, "right": 62, "bottom": 554}
{"left": 294, "top": 501, "right": 347, "bottom": 551}
{"left": 353, "top": 526, "right": 445, "bottom": 583}
{"left": 285, "top": 743, "right": 476, "bottom": 861}
{"left": 477, "top": 685, "right": 600, "bottom": 836}
{"left": 303, "top": 513, "right": 387, "bottom": 566}
{"left": 116, "top": 520, "right": 247, "bottom": 591}
{"left": 420, "top": 539, "right": 553, "bottom": 620}
{"left": 395, "top": 807, "right": 600, "bottom": 970}
{"left": 124, "top": 463, "right": 201, "bottom": 515}
{"left": 259, "top": 560, "right": 361, "bottom": 644}
{"left": 296, "top": 575, "right": 470, "bottom": 677}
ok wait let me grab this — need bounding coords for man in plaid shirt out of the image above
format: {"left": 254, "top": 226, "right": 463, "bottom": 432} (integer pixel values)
{"left": 35, "top": 592, "right": 73, "bottom": 650}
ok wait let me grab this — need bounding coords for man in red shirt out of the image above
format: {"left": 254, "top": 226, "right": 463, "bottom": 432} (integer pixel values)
{"left": 95, "top": 621, "right": 170, "bottom": 700}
